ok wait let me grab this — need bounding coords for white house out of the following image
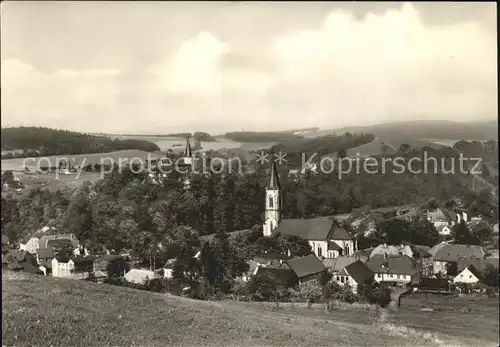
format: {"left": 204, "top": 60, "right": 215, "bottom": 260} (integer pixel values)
{"left": 51, "top": 256, "right": 94, "bottom": 279}
{"left": 453, "top": 266, "right": 481, "bottom": 285}
{"left": 334, "top": 260, "right": 373, "bottom": 294}
{"left": 366, "top": 254, "right": 419, "bottom": 285}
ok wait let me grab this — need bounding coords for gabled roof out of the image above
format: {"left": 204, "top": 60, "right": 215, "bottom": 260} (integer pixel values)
{"left": 330, "top": 227, "right": 353, "bottom": 240}
{"left": 272, "top": 218, "right": 334, "bottom": 240}
{"left": 366, "top": 254, "right": 417, "bottom": 275}
{"left": 433, "top": 244, "right": 486, "bottom": 262}
{"left": 457, "top": 265, "right": 483, "bottom": 281}
{"left": 254, "top": 266, "right": 296, "bottom": 287}
{"left": 285, "top": 254, "right": 326, "bottom": 278}
{"left": 322, "top": 256, "right": 368, "bottom": 272}
{"left": 39, "top": 234, "right": 79, "bottom": 249}
{"left": 344, "top": 261, "right": 373, "bottom": 283}
{"left": 267, "top": 160, "right": 281, "bottom": 189}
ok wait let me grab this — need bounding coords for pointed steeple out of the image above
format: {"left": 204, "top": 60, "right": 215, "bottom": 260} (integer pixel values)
{"left": 267, "top": 155, "right": 281, "bottom": 190}
{"left": 184, "top": 136, "right": 193, "bottom": 157}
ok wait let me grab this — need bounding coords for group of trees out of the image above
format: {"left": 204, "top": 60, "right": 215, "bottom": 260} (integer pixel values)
{"left": 1, "top": 127, "right": 160, "bottom": 159}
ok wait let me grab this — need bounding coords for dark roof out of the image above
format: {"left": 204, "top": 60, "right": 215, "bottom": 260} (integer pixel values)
{"left": 254, "top": 266, "right": 296, "bottom": 287}
{"left": 285, "top": 254, "right": 326, "bottom": 278}
{"left": 457, "top": 258, "right": 499, "bottom": 273}
{"left": 322, "top": 256, "right": 369, "bottom": 272}
{"left": 72, "top": 256, "right": 97, "bottom": 265}
{"left": 272, "top": 218, "right": 334, "bottom": 240}
{"left": 344, "top": 261, "right": 373, "bottom": 283}
{"left": 39, "top": 234, "right": 79, "bottom": 249}
{"left": 433, "top": 244, "right": 486, "bottom": 262}
{"left": 366, "top": 254, "right": 417, "bottom": 275}
{"left": 267, "top": 160, "right": 281, "bottom": 189}
{"left": 330, "top": 227, "right": 353, "bottom": 240}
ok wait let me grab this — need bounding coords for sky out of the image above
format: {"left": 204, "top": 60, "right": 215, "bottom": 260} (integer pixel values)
{"left": 1, "top": 2, "right": 497, "bottom": 134}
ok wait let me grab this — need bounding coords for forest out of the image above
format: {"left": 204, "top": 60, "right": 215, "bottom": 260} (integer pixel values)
{"left": 1, "top": 127, "right": 160, "bottom": 158}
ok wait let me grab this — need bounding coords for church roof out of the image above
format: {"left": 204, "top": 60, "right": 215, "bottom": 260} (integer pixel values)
{"left": 330, "top": 227, "right": 353, "bottom": 240}
{"left": 272, "top": 218, "right": 334, "bottom": 240}
{"left": 267, "top": 160, "right": 281, "bottom": 189}
{"left": 184, "top": 137, "right": 193, "bottom": 157}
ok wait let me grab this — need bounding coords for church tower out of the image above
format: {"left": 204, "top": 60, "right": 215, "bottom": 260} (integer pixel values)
{"left": 263, "top": 159, "right": 282, "bottom": 237}
{"left": 183, "top": 137, "right": 193, "bottom": 166}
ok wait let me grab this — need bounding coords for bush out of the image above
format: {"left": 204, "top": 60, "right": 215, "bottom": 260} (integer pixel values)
{"left": 359, "top": 281, "right": 391, "bottom": 308}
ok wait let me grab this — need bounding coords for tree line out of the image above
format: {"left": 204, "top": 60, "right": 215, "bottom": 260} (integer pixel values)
{"left": 1, "top": 127, "right": 160, "bottom": 159}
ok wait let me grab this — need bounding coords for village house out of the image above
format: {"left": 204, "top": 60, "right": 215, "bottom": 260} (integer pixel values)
{"left": 322, "top": 255, "right": 369, "bottom": 275}
{"left": 52, "top": 256, "right": 96, "bottom": 279}
{"left": 334, "top": 260, "right": 374, "bottom": 295}
{"left": 254, "top": 266, "right": 298, "bottom": 288}
{"left": 263, "top": 161, "right": 356, "bottom": 258}
{"left": 366, "top": 254, "right": 420, "bottom": 286}
{"left": 453, "top": 266, "right": 483, "bottom": 285}
{"left": 432, "top": 244, "right": 486, "bottom": 276}
{"left": 124, "top": 268, "right": 161, "bottom": 285}
{"left": 426, "top": 208, "right": 468, "bottom": 228}
{"left": 369, "top": 243, "right": 431, "bottom": 260}
{"left": 284, "top": 254, "right": 327, "bottom": 284}
{"left": 92, "top": 255, "right": 130, "bottom": 281}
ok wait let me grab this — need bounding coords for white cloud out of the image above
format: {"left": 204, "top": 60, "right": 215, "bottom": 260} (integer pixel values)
{"left": 1, "top": 3, "right": 496, "bottom": 133}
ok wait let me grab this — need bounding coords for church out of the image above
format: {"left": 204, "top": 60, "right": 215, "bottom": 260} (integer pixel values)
{"left": 263, "top": 160, "right": 357, "bottom": 259}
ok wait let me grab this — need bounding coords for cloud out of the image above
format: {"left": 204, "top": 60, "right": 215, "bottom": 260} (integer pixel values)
{"left": 1, "top": 59, "right": 122, "bottom": 128}
{"left": 1, "top": 3, "right": 496, "bottom": 133}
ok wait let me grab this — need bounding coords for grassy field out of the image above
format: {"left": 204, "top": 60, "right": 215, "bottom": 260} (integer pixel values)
{"left": 3, "top": 272, "right": 498, "bottom": 347}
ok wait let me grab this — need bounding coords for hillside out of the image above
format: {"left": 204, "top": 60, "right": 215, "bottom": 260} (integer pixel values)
{"left": 331, "top": 120, "right": 498, "bottom": 141}
{"left": 1, "top": 127, "right": 160, "bottom": 159}
{"left": 2, "top": 272, "right": 494, "bottom": 347}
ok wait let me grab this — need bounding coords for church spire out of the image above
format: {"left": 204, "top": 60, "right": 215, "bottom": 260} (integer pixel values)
{"left": 184, "top": 136, "right": 193, "bottom": 157}
{"left": 267, "top": 151, "right": 280, "bottom": 189}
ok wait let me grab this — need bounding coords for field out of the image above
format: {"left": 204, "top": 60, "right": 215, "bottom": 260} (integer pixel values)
{"left": 0, "top": 149, "right": 168, "bottom": 172}
{"left": 2, "top": 272, "right": 498, "bottom": 347}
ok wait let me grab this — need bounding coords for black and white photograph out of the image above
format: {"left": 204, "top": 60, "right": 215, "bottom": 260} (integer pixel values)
{"left": 1, "top": 1, "right": 498, "bottom": 346}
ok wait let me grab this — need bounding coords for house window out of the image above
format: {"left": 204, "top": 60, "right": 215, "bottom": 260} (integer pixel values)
{"left": 397, "top": 275, "right": 401, "bottom": 279}
{"left": 317, "top": 247, "right": 323, "bottom": 257}
{"left": 377, "top": 274, "right": 382, "bottom": 278}
{"left": 469, "top": 275, "right": 472, "bottom": 279}
{"left": 340, "top": 276, "right": 345, "bottom": 283}
{"left": 269, "top": 196, "right": 273, "bottom": 208}
{"left": 345, "top": 246, "right": 350, "bottom": 256}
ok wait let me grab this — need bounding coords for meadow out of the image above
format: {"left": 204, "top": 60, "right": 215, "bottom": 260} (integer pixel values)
{"left": 2, "top": 272, "right": 498, "bottom": 347}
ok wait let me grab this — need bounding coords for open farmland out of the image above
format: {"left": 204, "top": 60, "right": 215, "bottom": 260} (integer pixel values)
{"left": 3, "top": 272, "right": 498, "bottom": 347}
{"left": 0, "top": 149, "right": 167, "bottom": 172}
